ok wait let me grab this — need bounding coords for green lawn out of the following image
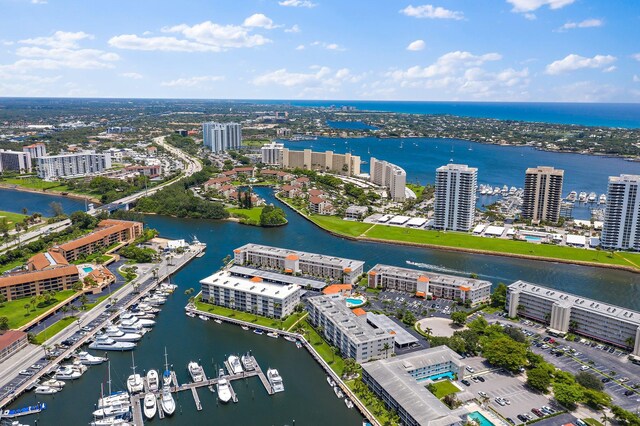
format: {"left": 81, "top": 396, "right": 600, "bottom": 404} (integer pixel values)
{"left": 0, "top": 259, "right": 27, "bottom": 274}
{"left": 0, "top": 210, "right": 28, "bottom": 229}
{"left": 0, "top": 289, "right": 77, "bottom": 329}
{"left": 282, "top": 311, "right": 306, "bottom": 330}
{"left": 309, "top": 215, "right": 373, "bottom": 237}
{"left": 299, "top": 319, "right": 345, "bottom": 376}
{"left": 242, "top": 139, "right": 270, "bottom": 147}
{"left": 407, "top": 183, "right": 425, "bottom": 199}
{"left": 583, "top": 419, "right": 604, "bottom": 426}
{"left": 226, "top": 207, "right": 264, "bottom": 225}
{"left": 0, "top": 177, "right": 67, "bottom": 191}
{"left": 428, "top": 380, "right": 460, "bottom": 399}
{"left": 194, "top": 298, "right": 286, "bottom": 329}
{"left": 34, "top": 316, "right": 77, "bottom": 344}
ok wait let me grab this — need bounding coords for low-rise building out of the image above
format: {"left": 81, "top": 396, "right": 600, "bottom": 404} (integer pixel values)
{"left": 307, "top": 295, "right": 395, "bottom": 363}
{"left": 309, "top": 196, "right": 333, "bottom": 215}
{"left": 0, "top": 265, "right": 80, "bottom": 301}
{"left": 203, "top": 176, "right": 231, "bottom": 191}
{"left": 279, "top": 184, "right": 302, "bottom": 198}
{"left": 282, "top": 148, "right": 361, "bottom": 176}
{"left": 124, "top": 164, "right": 162, "bottom": 178}
{"left": 0, "top": 150, "right": 31, "bottom": 173}
{"left": 345, "top": 205, "right": 368, "bottom": 220}
{"left": 0, "top": 331, "right": 29, "bottom": 363}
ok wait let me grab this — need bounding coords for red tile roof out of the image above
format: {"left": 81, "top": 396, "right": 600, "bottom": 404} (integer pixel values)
{"left": 0, "top": 330, "right": 27, "bottom": 351}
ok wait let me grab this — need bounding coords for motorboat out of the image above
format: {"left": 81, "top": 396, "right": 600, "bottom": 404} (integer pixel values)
{"left": 160, "top": 386, "right": 175, "bottom": 416}
{"left": 92, "top": 404, "right": 130, "bottom": 419}
{"left": 186, "top": 312, "right": 196, "bottom": 318}
{"left": 40, "top": 378, "right": 65, "bottom": 389}
{"left": 334, "top": 386, "right": 344, "bottom": 398}
{"left": 97, "top": 391, "right": 129, "bottom": 408}
{"left": 283, "top": 336, "right": 296, "bottom": 342}
{"left": 120, "top": 312, "right": 155, "bottom": 328}
{"left": 240, "top": 353, "right": 255, "bottom": 371}
{"left": 345, "top": 398, "right": 354, "bottom": 409}
{"left": 78, "top": 351, "right": 107, "bottom": 365}
{"left": 127, "top": 353, "right": 144, "bottom": 394}
{"left": 267, "top": 369, "right": 284, "bottom": 393}
{"left": 253, "top": 329, "right": 264, "bottom": 335}
{"left": 69, "top": 360, "right": 87, "bottom": 375}
{"left": 267, "top": 332, "right": 279, "bottom": 338}
{"left": 105, "top": 326, "right": 142, "bottom": 342}
{"left": 54, "top": 365, "right": 81, "bottom": 380}
{"left": 198, "top": 315, "right": 209, "bottom": 321}
{"left": 34, "top": 385, "right": 58, "bottom": 395}
{"left": 216, "top": 369, "right": 232, "bottom": 403}
{"left": 579, "top": 191, "right": 587, "bottom": 202}
{"left": 241, "top": 325, "right": 249, "bottom": 331}
{"left": 213, "top": 319, "right": 222, "bottom": 324}
{"left": 227, "top": 355, "right": 243, "bottom": 375}
{"left": 188, "top": 361, "right": 205, "bottom": 383}
{"left": 90, "top": 416, "right": 132, "bottom": 426}
{"left": 588, "top": 192, "right": 597, "bottom": 202}
{"left": 327, "top": 376, "right": 336, "bottom": 387}
{"left": 143, "top": 393, "right": 157, "bottom": 420}
{"left": 599, "top": 194, "right": 607, "bottom": 204}
{"left": 146, "top": 369, "right": 159, "bottom": 392}
{"left": 89, "top": 336, "right": 136, "bottom": 351}
{"left": 117, "top": 318, "right": 145, "bottom": 334}
{"left": 567, "top": 190, "right": 577, "bottom": 201}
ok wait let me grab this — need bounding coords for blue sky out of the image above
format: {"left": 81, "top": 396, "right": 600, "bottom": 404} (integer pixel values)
{"left": 1, "top": 0, "right": 639, "bottom": 102}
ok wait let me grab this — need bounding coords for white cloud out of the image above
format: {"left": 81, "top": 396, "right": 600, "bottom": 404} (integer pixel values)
{"left": 524, "top": 13, "right": 537, "bottom": 20}
{"left": 252, "top": 66, "right": 361, "bottom": 92}
{"left": 119, "top": 72, "right": 143, "bottom": 79}
{"left": 400, "top": 4, "right": 464, "bottom": 20}
{"left": 558, "top": 18, "right": 603, "bottom": 31}
{"left": 310, "top": 41, "right": 345, "bottom": 51}
{"left": 161, "top": 75, "right": 225, "bottom": 87}
{"left": 278, "top": 0, "right": 317, "bottom": 8}
{"left": 389, "top": 51, "right": 502, "bottom": 80}
{"left": 406, "top": 40, "right": 426, "bottom": 51}
{"left": 20, "top": 31, "right": 93, "bottom": 49}
{"left": 603, "top": 66, "right": 616, "bottom": 73}
{"left": 30, "top": 0, "right": 47, "bottom": 4}
{"left": 545, "top": 54, "right": 616, "bottom": 75}
{"left": 552, "top": 80, "right": 620, "bottom": 102}
{"left": 109, "top": 18, "right": 271, "bottom": 52}
{"left": 285, "top": 24, "right": 301, "bottom": 33}
{"left": 632, "top": 54, "right": 640, "bottom": 62}
{"left": 243, "top": 14, "right": 279, "bottom": 30}
{"left": 634, "top": 75, "right": 640, "bottom": 83}
{"left": 295, "top": 44, "right": 305, "bottom": 50}
{"left": 507, "top": 0, "right": 575, "bottom": 13}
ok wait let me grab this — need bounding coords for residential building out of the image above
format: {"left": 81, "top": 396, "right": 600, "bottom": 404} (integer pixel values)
{"left": 281, "top": 148, "right": 361, "bottom": 176}
{"left": 601, "top": 174, "right": 640, "bottom": 250}
{"left": 507, "top": 281, "right": 640, "bottom": 356}
{"left": 345, "top": 205, "right": 369, "bottom": 220}
{"left": 276, "top": 128, "right": 292, "bottom": 138}
{"left": 367, "top": 264, "right": 491, "bottom": 306}
{"left": 202, "top": 122, "right": 242, "bottom": 152}
{"left": 0, "top": 331, "right": 29, "bottom": 363}
{"left": 233, "top": 243, "right": 365, "bottom": 284}
{"left": 261, "top": 141, "right": 284, "bottom": 165}
{"left": 0, "top": 265, "right": 80, "bottom": 301}
{"left": 0, "top": 150, "right": 31, "bottom": 173}
{"left": 124, "top": 164, "right": 161, "bottom": 178}
{"left": 36, "top": 151, "right": 112, "bottom": 180}
{"left": 203, "top": 176, "right": 231, "bottom": 191}
{"left": 22, "top": 142, "right": 47, "bottom": 159}
{"left": 307, "top": 295, "right": 395, "bottom": 363}
{"left": 362, "top": 346, "right": 467, "bottom": 426}
{"left": 279, "top": 184, "right": 302, "bottom": 199}
{"left": 521, "top": 166, "right": 564, "bottom": 223}
{"left": 309, "top": 196, "right": 333, "bottom": 215}
{"left": 369, "top": 158, "right": 407, "bottom": 202}
{"left": 434, "top": 164, "right": 478, "bottom": 231}
{"left": 200, "top": 269, "right": 301, "bottom": 319}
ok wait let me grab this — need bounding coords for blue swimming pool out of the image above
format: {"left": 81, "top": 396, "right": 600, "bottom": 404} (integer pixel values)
{"left": 83, "top": 266, "right": 93, "bottom": 273}
{"left": 468, "top": 411, "right": 495, "bottom": 426}
{"left": 345, "top": 297, "right": 365, "bottom": 307}
{"left": 524, "top": 236, "right": 542, "bottom": 242}
{"left": 416, "top": 371, "right": 455, "bottom": 382}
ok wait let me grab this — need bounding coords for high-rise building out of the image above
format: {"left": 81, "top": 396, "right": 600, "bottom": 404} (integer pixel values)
{"left": 22, "top": 142, "right": 47, "bottom": 159}
{"left": 261, "top": 141, "right": 284, "bottom": 165}
{"left": 601, "top": 174, "right": 640, "bottom": 250}
{"left": 434, "top": 164, "right": 477, "bottom": 231}
{"left": 202, "top": 122, "right": 242, "bottom": 152}
{"left": 369, "top": 158, "right": 407, "bottom": 202}
{"left": 0, "top": 150, "right": 32, "bottom": 173}
{"left": 36, "top": 151, "right": 112, "bottom": 180}
{"left": 281, "top": 148, "right": 360, "bottom": 176}
{"left": 521, "top": 166, "right": 564, "bottom": 223}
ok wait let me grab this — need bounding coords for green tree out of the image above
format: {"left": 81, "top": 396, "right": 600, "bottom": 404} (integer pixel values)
{"left": 503, "top": 327, "right": 527, "bottom": 343}
{"left": 49, "top": 201, "right": 64, "bottom": 217}
{"left": 491, "top": 282, "right": 508, "bottom": 308}
{"left": 72, "top": 281, "right": 83, "bottom": 292}
{"left": 0, "top": 294, "right": 6, "bottom": 307}
{"left": 450, "top": 311, "right": 468, "bottom": 326}
{"left": 483, "top": 337, "right": 528, "bottom": 372}
{"left": 468, "top": 316, "right": 489, "bottom": 333}
{"left": 575, "top": 372, "right": 604, "bottom": 391}
{"left": 527, "top": 367, "right": 552, "bottom": 393}
{"left": 582, "top": 388, "right": 612, "bottom": 410}
{"left": 552, "top": 382, "right": 584, "bottom": 409}
{"left": 0, "top": 316, "right": 8, "bottom": 331}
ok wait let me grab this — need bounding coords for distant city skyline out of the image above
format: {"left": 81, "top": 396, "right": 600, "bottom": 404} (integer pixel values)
{"left": 1, "top": 0, "right": 639, "bottom": 102}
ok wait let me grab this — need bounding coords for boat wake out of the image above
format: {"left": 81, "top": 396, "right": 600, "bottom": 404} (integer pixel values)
{"left": 405, "top": 260, "right": 510, "bottom": 282}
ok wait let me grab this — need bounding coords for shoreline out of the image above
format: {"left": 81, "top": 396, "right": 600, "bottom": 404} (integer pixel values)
{"left": 0, "top": 183, "right": 101, "bottom": 204}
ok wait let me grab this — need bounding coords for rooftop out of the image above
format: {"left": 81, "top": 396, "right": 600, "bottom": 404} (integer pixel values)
{"left": 0, "top": 330, "right": 27, "bottom": 351}
{"left": 0, "top": 265, "right": 79, "bottom": 288}
{"left": 367, "top": 312, "right": 419, "bottom": 346}
{"left": 370, "top": 264, "right": 492, "bottom": 291}
{"left": 227, "top": 265, "right": 327, "bottom": 290}
{"left": 236, "top": 243, "right": 365, "bottom": 271}
{"left": 199, "top": 270, "right": 300, "bottom": 299}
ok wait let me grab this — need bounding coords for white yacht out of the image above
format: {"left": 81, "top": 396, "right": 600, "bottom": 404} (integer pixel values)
{"left": 97, "top": 391, "right": 130, "bottom": 408}
{"left": 126, "top": 354, "right": 144, "bottom": 394}
{"left": 146, "top": 369, "right": 159, "bottom": 392}
{"left": 54, "top": 365, "right": 81, "bottom": 380}
{"left": 227, "top": 355, "right": 243, "bottom": 375}
{"left": 599, "top": 193, "right": 607, "bottom": 204}
{"left": 143, "top": 393, "right": 157, "bottom": 420}
{"left": 188, "top": 361, "right": 205, "bottom": 383}
{"left": 40, "top": 378, "right": 65, "bottom": 389}
{"left": 267, "top": 368, "right": 284, "bottom": 393}
{"left": 160, "top": 386, "right": 175, "bottom": 416}
{"left": 70, "top": 360, "right": 87, "bottom": 375}
{"left": 89, "top": 336, "right": 136, "bottom": 351}
{"left": 105, "top": 326, "right": 142, "bottom": 342}
{"left": 78, "top": 351, "right": 107, "bottom": 365}
{"left": 120, "top": 312, "right": 155, "bottom": 328}
{"left": 216, "top": 369, "right": 232, "bottom": 403}
{"left": 34, "top": 385, "right": 58, "bottom": 395}
{"left": 241, "top": 353, "right": 255, "bottom": 371}
{"left": 198, "top": 315, "right": 209, "bottom": 321}
{"left": 117, "top": 318, "right": 145, "bottom": 334}
{"left": 186, "top": 312, "right": 196, "bottom": 318}
{"left": 90, "top": 417, "right": 132, "bottom": 426}
{"left": 92, "top": 404, "right": 130, "bottom": 419}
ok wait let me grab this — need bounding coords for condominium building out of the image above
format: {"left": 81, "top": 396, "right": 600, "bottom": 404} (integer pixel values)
{"left": 199, "top": 269, "right": 301, "bottom": 319}
{"left": 0, "top": 331, "right": 28, "bottom": 363}
{"left": 601, "top": 174, "right": 640, "bottom": 250}
{"left": 506, "top": 281, "right": 640, "bottom": 356}
{"left": 202, "top": 122, "right": 242, "bottom": 153}
{"left": 0, "top": 265, "right": 80, "bottom": 301}
{"left": 307, "top": 295, "right": 395, "bottom": 363}
{"left": 23, "top": 142, "right": 47, "bottom": 159}
{"left": 369, "top": 158, "right": 407, "bottom": 202}
{"left": 0, "top": 150, "right": 31, "bottom": 173}
{"left": 233, "top": 243, "right": 365, "bottom": 284}
{"left": 367, "top": 264, "right": 491, "bottom": 306}
{"left": 521, "top": 166, "right": 564, "bottom": 224}
{"left": 362, "top": 346, "right": 467, "bottom": 426}
{"left": 260, "top": 141, "right": 284, "bottom": 165}
{"left": 434, "top": 164, "right": 477, "bottom": 231}
{"left": 36, "top": 151, "right": 112, "bottom": 180}
{"left": 281, "top": 148, "right": 361, "bottom": 176}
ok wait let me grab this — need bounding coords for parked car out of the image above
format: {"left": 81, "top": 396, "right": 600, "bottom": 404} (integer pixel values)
{"left": 465, "top": 366, "right": 475, "bottom": 373}
{"left": 461, "top": 379, "right": 471, "bottom": 386}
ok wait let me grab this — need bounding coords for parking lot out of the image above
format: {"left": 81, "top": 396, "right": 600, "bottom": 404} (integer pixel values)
{"left": 363, "top": 286, "right": 459, "bottom": 319}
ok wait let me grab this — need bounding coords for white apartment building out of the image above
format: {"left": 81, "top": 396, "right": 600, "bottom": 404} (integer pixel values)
{"left": 507, "top": 281, "right": 640, "bottom": 356}
{"left": 307, "top": 295, "right": 394, "bottom": 363}
{"left": 233, "top": 243, "right": 365, "bottom": 284}
{"left": 22, "top": 143, "right": 47, "bottom": 159}
{"left": 434, "top": 164, "right": 477, "bottom": 232}
{"left": 601, "top": 174, "right": 640, "bottom": 250}
{"left": 367, "top": 264, "right": 491, "bottom": 306}
{"left": 369, "top": 157, "right": 407, "bottom": 202}
{"left": 202, "top": 122, "right": 242, "bottom": 153}
{"left": 521, "top": 166, "right": 564, "bottom": 224}
{"left": 281, "top": 148, "right": 361, "bottom": 176}
{"left": 200, "top": 269, "right": 300, "bottom": 319}
{"left": 0, "top": 150, "right": 31, "bottom": 173}
{"left": 260, "top": 141, "right": 284, "bottom": 165}
{"left": 36, "top": 151, "right": 112, "bottom": 180}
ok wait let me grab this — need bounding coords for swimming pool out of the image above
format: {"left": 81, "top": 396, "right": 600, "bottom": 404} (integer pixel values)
{"left": 416, "top": 371, "right": 455, "bottom": 382}
{"left": 468, "top": 411, "right": 495, "bottom": 426}
{"left": 83, "top": 266, "right": 94, "bottom": 273}
{"left": 524, "top": 236, "right": 542, "bottom": 242}
{"left": 345, "top": 297, "right": 366, "bottom": 308}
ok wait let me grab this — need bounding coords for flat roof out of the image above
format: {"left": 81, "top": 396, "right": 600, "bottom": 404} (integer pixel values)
{"left": 228, "top": 265, "right": 327, "bottom": 290}
{"left": 377, "top": 215, "right": 392, "bottom": 223}
{"left": 235, "top": 243, "right": 365, "bottom": 271}
{"left": 367, "top": 312, "right": 419, "bottom": 346}
{"left": 200, "top": 270, "right": 300, "bottom": 299}
{"left": 370, "top": 264, "right": 492, "bottom": 291}
{"left": 389, "top": 215, "right": 410, "bottom": 224}
{"left": 566, "top": 234, "right": 586, "bottom": 245}
{"left": 406, "top": 218, "right": 427, "bottom": 227}
{"left": 472, "top": 224, "right": 485, "bottom": 234}
{"left": 484, "top": 226, "right": 505, "bottom": 236}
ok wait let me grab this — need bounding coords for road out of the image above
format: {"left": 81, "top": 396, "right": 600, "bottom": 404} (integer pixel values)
{"left": 0, "top": 219, "right": 71, "bottom": 255}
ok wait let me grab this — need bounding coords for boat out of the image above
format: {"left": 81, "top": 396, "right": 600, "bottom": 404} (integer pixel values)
{"left": 120, "top": 313, "right": 155, "bottom": 328}
{"left": 188, "top": 361, "right": 205, "bottom": 383}
{"left": 162, "top": 347, "right": 172, "bottom": 387}
{"left": 345, "top": 398, "right": 354, "bottom": 409}
{"left": 126, "top": 353, "right": 144, "bottom": 394}
{"left": 241, "top": 326, "right": 249, "bottom": 331}
{"left": 69, "top": 360, "right": 87, "bottom": 375}
{"left": 54, "top": 365, "right": 81, "bottom": 380}
{"left": 267, "top": 332, "right": 279, "bottom": 339}
{"left": 117, "top": 318, "right": 145, "bottom": 334}
{"left": 78, "top": 351, "right": 107, "bottom": 365}
{"left": 160, "top": 386, "right": 175, "bottom": 416}
{"left": 97, "top": 363, "right": 129, "bottom": 407}
{"left": 186, "top": 312, "right": 196, "bottom": 318}
{"left": 89, "top": 336, "right": 136, "bottom": 351}
{"left": 92, "top": 404, "right": 130, "bottom": 419}
{"left": 334, "top": 386, "right": 344, "bottom": 398}
{"left": 240, "top": 353, "right": 255, "bottom": 371}
{"left": 40, "top": 378, "right": 65, "bottom": 389}
{"left": 227, "top": 355, "right": 243, "bottom": 374}
{"left": 146, "top": 369, "right": 159, "bottom": 392}
{"left": 216, "top": 369, "right": 232, "bottom": 403}
{"left": 588, "top": 192, "right": 597, "bottom": 202}
{"left": 143, "top": 393, "right": 157, "bottom": 420}
{"left": 295, "top": 341, "right": 302, "bottom": 349}
{"left": 213, "top": 319, "right": 222, "bottom": 324}
{"left": 327, "top": 377, "right": 336, "bottom": 387}
{"left": 579, "top": 191, "right": 587, "bottom": 202}
{"left": 0, "top": 403, "right": 47, "bottom": 418}
{"left": 90, "top": 416, "right": 132, "bottom": 426}
{"left": 599, "top": 194, "right": 607, "bottom": 204}
{"left": 267, "top": 368, "right": 284, "bottom": 393}
{"left": 105, "top": 326, "right": 142, "bottom": 342}
{"left": 567, "top": 190, "right": 577, "bottom": 201}
{"left": 283, "top": 336, "right": 296, "bottom": 342}
{"left": 198, "top": 315, "right": 209, "bottom": 321}
{"left": 34, "top": 385, "right": 58, "bottom": 395}
{"left": 253, "top": 329, "right": 264, "bottom": 335}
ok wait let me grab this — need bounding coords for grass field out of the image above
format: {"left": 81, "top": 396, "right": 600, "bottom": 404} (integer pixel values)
{"left": 34, "top": 316, "right": 77, "bottom": 344}
{"left": 299, "top": 319, "right": 345, "bottom": 376}
{"left": 309, "top": 215, "right": 373, "bottom": 237}
{"left": 242, "top": 139, "right": 270, "bottom": 147}
{"left": 429, "top": 380, "right": 460, "bottom": 399}
{"left": 0, "top": 210, "right": 28, "bottom": 229}
{"left": 194, "top": 297, "right": 292, "bottom": 330}
{"left": 226, "top": 207, "right": 264, "bottom": 225}
{"left": 0, "top": 177, "right": 69, "bottom": 192}
{"left": 0, "top": 289, "right": 77, "bottom": 329}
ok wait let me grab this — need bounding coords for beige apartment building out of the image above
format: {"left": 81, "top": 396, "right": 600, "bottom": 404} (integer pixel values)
{"left": 281, "top": 148, "right": 361, "bottom": 176}
{"left": 521, "top": 166, "right": 564, "bottom": 223}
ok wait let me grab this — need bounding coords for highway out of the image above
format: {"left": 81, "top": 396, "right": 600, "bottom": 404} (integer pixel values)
{"left": 0, "top": 219, "right": 72, "bottom": 255}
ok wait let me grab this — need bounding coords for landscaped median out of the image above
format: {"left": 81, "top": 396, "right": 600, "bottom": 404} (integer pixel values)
{"left": 34, "top": 316, "right": 77, "bottom": 344}
{"left": 0, "top": 289, "right": 77, "bottom": 329}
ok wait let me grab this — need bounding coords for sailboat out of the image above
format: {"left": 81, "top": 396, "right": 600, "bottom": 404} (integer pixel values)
{"left": 126, "top": 353, "right": 143, "bottom": 394}
{"left": 162, "top": 347, "right": 172, "bottom": 387}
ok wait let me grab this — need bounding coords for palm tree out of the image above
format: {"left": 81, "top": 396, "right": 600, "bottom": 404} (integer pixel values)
{"left": 383, "top": 343, "right": 391, "bottom": 358}
{"left": 569, "top": 320, "right": 578, "bottom": 331}
{"left": 24, "top": 303, "right": 31, "bottom": 315}
{"left": 60, "top": 305, "right": 69, "bottom": 318}
{"left": 601, "top": 411, "right": 610, "bottom": 425}
{"left": 422, "top": 327, "right": 433, "bottom": 339}
{"left": 625, "top": 337, "right": 635, "bottom": 350}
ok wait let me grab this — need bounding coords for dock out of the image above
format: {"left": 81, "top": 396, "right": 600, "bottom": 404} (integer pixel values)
{"left": 253, "top": 359, "right": 274, "bottom": 395}
{"left": 191, "top": 387, "right": 202, "bottom": 410}
{"left": 132, "top": 397, "right": 144, "bottom": 426}
{"left": 157, "top": 394, "right": 165, "bottom": 419}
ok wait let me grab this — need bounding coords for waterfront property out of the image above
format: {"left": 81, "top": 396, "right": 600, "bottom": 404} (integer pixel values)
{"left": 507, "top": 281, "right": 640, "bottom": 356}
{"left": 366, "top": 312, "right": 419, "bottom": 348}
{"left": 434, "top": 164, "right": 478, "bottom": 232}
{"left": 345, "top": 205, "right": 369, "bottom": 220}
{"left": 307, "top": 294, "right": 394, "bottom": 363}
{"left": 0, "top": 331, "right": 28, "bottom": 363}
{"left": 361, "top": 346, "right": 467, "bottom": 426}
{"left": 228, "top": 265, "right": 328, "bottom": 291}
{"left": 601, "top": 174, "right": 640, "bottom": 250}
{"left": 521, "top": 166, "right": 564, "bottom": 224}
{"left": 199, "top": 269, "right": 301, "bottom": 319}
{"left": 281, "top": 148, "right": 361, "bottom": 176}
{"left": 261, "top": 141, "right": 284, "bottom": 165}
{"left": 367, "top": 264, "right": 491, "bottom": 306}
{"left": 202, "top": 122, "right": 242, "bottom": 153}
{"left": 0, "top": 150, "right": 32, "bottom": 174}
{"left": 0, "top": 265, "right": 79, "bottom": 301}
{"left": 232, "top": 243, "right": 365, "bottom": 285}
{"left": 369, "top": 157, "right": 407, "bottom": 202}
{"left": 36, "top": 151, "right": 112, "bottom": 180}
